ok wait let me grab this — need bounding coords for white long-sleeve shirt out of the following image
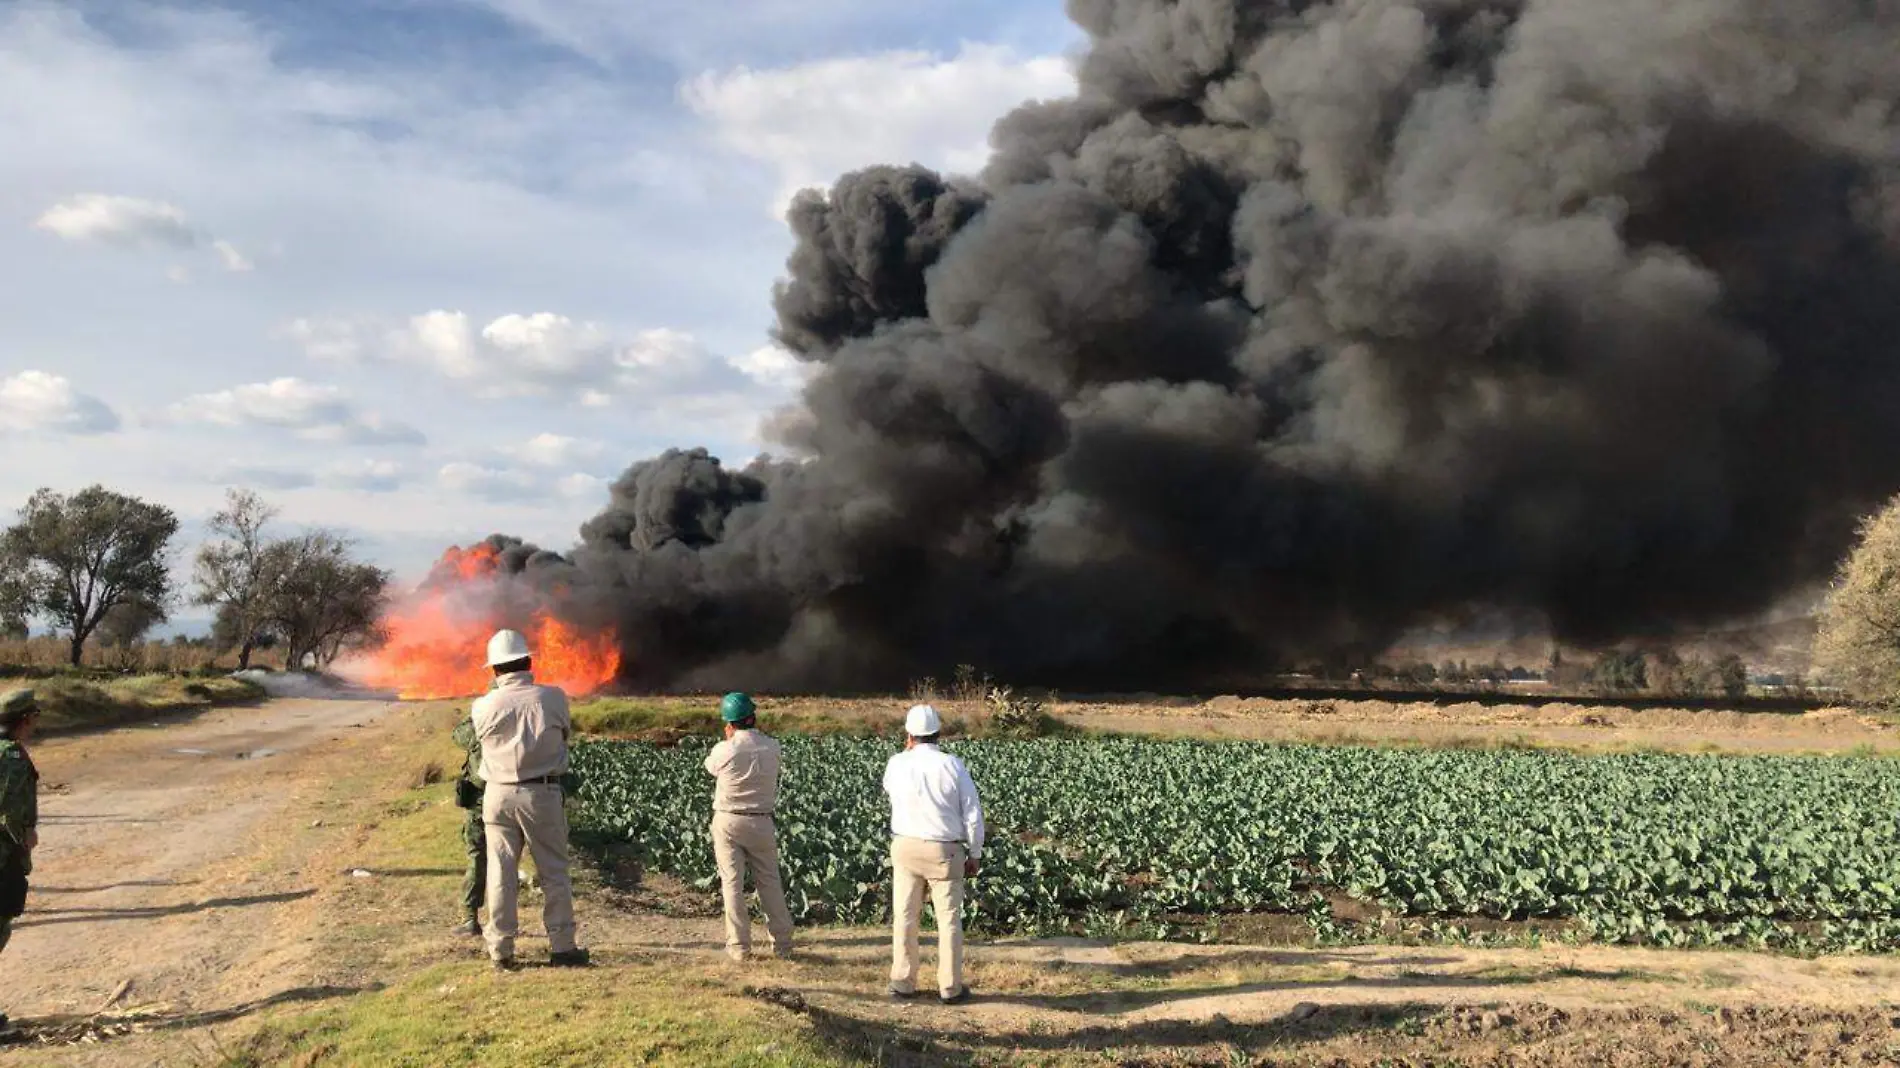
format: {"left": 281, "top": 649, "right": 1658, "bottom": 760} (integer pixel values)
{"left": 882, "top": 744, "right": 985, "bottom": 860}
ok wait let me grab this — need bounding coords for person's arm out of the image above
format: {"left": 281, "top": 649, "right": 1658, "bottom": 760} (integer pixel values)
{"left": 704, "top": 740, "right": 731, "bottom": 777}
{"left": 0, "top": 758, "right": 27, "bottom": 854}
{"left": 956, "top": 759, "right": 985, "bottom": 864}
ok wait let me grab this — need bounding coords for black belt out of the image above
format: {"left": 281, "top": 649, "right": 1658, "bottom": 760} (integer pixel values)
{"left": 506, "top": 774, "right": 564, "bottom": 786}
{"left": 721, "top": 810, "right": 774, "bottom": 817}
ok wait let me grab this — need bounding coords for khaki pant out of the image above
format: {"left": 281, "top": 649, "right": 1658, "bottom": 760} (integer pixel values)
{"left": 889, "top": 837, "right": 966, "bottom": 997}
{"left": 711, "top": 812, "right": 794, "bottom": 959}
{"left": 483, "top": 783, "right": 576, "bottom": 961}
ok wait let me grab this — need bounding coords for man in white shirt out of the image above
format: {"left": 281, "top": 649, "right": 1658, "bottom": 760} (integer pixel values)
{"left": 472, "top": 629, "right": 589, "bottom": 971}
{"left": 881, "top": 704, "right": 984, "bottom": 1004}
{"left": 702, "top": 691, "right": 794, "bottom": 961}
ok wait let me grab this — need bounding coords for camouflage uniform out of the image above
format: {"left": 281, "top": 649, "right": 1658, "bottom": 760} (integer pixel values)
{"left": 0, "top": 690, "right": 40, "bottom": 972}
{"left": 451, "top": 713, "right": 486, "bottom": 926}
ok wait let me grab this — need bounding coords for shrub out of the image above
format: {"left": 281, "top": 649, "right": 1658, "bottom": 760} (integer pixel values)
{"left": 1815, "top": 494, "right": 1900, "bottom": 711}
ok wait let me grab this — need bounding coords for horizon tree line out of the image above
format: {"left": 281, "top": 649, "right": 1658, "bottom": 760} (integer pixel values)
{"left": 0, "top": 484, "right": 389, "bottom": 670}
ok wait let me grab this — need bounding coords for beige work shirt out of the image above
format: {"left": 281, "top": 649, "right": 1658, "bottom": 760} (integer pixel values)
{"left": 702, "top": 729, "right": 781, "bottom": 813}
{"left": 472, "top": 671, "right": 571, "bottom": 784}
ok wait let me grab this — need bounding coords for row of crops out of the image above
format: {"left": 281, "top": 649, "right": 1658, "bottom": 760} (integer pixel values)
{"left": 569, "top": 736, "right": 1900, "bottom": 952}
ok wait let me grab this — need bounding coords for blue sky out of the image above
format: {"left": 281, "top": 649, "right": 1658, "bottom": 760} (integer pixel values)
{"left": 0, "top": 0, "right": 1082, "bottom": 614}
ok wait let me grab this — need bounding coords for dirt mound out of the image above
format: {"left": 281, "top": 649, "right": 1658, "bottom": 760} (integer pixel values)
{"left": 1262, "top": 1001, "right": 1899, "bottom": 1067}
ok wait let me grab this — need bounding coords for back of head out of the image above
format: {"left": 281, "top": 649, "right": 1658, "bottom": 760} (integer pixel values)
{"left": 721, "top": 691, "right": 757, "bottom": 730}
{"left": 486, "top": 629, "right": 532, "bottom": 676}
{"left": 905, "top": 703, "right": 941, "bottom": 740}
{"left": 0, "top": 688, "right": 37, "bottom": 738}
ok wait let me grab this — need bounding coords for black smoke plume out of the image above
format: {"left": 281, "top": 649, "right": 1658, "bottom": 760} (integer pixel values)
{"left": 492, "top": 0, "right": 1900, "bottom": 691}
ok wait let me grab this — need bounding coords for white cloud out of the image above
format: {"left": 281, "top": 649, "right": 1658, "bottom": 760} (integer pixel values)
{"left": 439, "top": 460, "right": 606, "bottom": 503}
{"left": 290, "top": 311, "right": 791, "bottom": 406}
{"left": 731, "top": 344, "right": 812, "bottom": 391}
{"left": 33, "top": 193, "right": 257, "bottom": 276}
{"left": 171, "top": 377, "right": 425, "bottom": 446}
{"left": 505, "top": 433, "right": 606, "bottom": 469}
{"left": 0, "top": 370, "right": 121, "bottom": 435}
{"left": 34, "top": 193, "right": 197, "bottom": 248}
{"left": 211, "top": 465, "right": 317, "bottom": 492}
{"left": 683, "top": 43, "right": 1076, "bottom": 213}
{"left": 213, "top": 239, "right": 254, "bottom": 273}
{"left": 557, "top": 471, "right": 608, "bottom": 500}
{"left": 207, "top": 458, "right": 407, "bottom": 493}
{"left": 321, "top": 458, "right": 407, "bottom": 492}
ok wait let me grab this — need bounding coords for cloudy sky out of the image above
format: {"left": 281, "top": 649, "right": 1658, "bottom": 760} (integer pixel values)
{"left": 0, "top": 0, "right": 1081, "bottom": 618}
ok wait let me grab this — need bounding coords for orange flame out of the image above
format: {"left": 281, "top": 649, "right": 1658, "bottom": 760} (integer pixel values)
{"left": 350, "top": 543, "right": 621, "bottom": 700}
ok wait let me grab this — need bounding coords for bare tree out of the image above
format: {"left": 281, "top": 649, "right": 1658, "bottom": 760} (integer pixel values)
{"left": 1814, "top": 494, "right": 1900, "bottom": 710}
{"left": 3, "top": 485, "right": 178, "bottom": 666}
{"left": 263, "top": 531, "right": 390, "bottom": 671}
{"left": 193, "top": 489, "right": 282, "bottom": 669}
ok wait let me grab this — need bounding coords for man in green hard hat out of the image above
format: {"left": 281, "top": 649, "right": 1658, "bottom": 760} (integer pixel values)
{"left": 701, "top": 691, "right": 793, "bottom": 961}
{"left": 0, "top": 689, "right": 42, "bottom": 1033}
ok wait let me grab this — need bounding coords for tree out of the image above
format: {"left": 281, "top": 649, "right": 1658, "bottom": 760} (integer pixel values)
{"left": 1713, "top": 653, "right": 1750, "bottom": 699}
{"left": 1589, "top": 650, "right": 1648, "bottom": 694}
{"left": 2, "top": 486, "right": 178, "bottom": 666}
{"left": 193, "top": 489, "right": 282, "bottom": 669}
{"left": 97, "top": 598, "right": 165, "bottom": 647}
{"left": 0, "top": 566, "right": 29, "bottom": 640}
{"left": 1814, "top": 495, "right": 1900, "bottom": 710}
{"left": 263, "top": 531, "right": 390, "bottom": 671}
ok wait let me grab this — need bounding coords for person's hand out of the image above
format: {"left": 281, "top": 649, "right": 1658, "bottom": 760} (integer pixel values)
{"left": 963, "top": 857, "right": 978, "bottom": 879}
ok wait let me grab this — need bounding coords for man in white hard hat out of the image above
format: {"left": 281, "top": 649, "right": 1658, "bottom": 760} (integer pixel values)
{"left": 471, "top": 629, "right": 588, "bottom": 971}
{"left": 882, "top": 703, "right": 984, "bottom": 1004}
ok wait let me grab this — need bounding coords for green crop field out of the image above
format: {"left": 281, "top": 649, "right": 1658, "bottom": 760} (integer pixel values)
{"left": 570, "top": 737, "right": 1900, "bottom": 953}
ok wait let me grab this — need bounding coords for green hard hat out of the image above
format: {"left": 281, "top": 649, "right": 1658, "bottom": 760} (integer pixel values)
{"left": 0, "top": 688, "right": 36, "bottom": 723}
{"left": 720, "top": 692, "right": 756, "bottom": 723}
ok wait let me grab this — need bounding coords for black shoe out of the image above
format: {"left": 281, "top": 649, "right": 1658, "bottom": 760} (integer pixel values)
{"left": 0, "top": 1012, "right": 9, "bottom": 1032}
{"left": 549, "top": 948, "right": 591, "bottom": 968}
{"left": 492, "top": 957, "right": 520, "bottom": 973}
{"left": 939, "top": 986, "right": 970, "bottom": 1005}
{"left": 887, "top": 985, "right": 918, "bottom": 1001}
{"left": 452, "top": 918, "right": 481, "bottom": 936}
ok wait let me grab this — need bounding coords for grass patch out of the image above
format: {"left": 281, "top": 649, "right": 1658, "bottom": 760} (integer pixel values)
{"left": 29, "top": 673, "right": 265, "bottom": 736}
{"left": 573, "top": 697, "right": 903, "bottom": 742}
{"left": 221, "top": 961, "right": 854, "bottom": 1067}
{"left": 572, "top": 695, "right": 1074, "bottom": 742}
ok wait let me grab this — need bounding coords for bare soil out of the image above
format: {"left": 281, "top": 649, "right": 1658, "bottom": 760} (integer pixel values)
{"left": 4, "top": 698, "right": 1900, "bottom": 1066}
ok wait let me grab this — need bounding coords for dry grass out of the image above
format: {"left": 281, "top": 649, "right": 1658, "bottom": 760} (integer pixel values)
{"left": 28, "top": 673, "right": 266, "bottom": 735}
{"left": 0, "top": 634, "right": 288, "bottom": 674}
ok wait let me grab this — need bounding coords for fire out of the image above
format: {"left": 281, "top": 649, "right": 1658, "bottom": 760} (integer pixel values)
{"left": 350, "top": 543, "right": 621, "bottom": 700}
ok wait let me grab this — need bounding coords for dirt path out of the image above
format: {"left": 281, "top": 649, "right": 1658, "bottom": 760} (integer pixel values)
{"left": 0, "top": 698, "right": 393, "bottom": 1029}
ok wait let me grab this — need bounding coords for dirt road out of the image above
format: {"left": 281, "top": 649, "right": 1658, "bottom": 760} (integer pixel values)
{"left": 0, "top": 698, "right": 393, "bottom": 1033}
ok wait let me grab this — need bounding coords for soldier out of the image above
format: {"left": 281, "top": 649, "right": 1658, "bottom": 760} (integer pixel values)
{"left": 450, "top": 709, "right": 486, "bottom": 936}
{"left": 472, "top": 629, "right": 589, "bottom": 971}
{"left": 0, "top": 689, "right": 41, "bottom": 1033}
{"left": 701, "top": 692, "right": 794, "bottom": 961}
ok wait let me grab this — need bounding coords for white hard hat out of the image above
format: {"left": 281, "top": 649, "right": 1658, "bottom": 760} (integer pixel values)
{"left": 486, "top": 629, "right": 531, "bottom": 666}
{"left": 905, "top": 703, "right": 941, "bottom": 737}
